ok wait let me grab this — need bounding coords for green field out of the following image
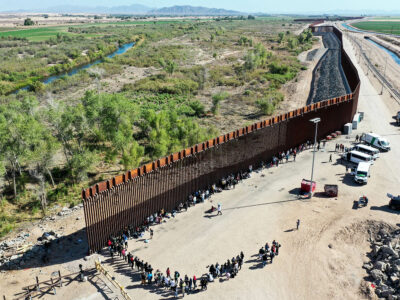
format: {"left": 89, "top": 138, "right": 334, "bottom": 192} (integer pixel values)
{"left": 352, "top": 21, "right": 400, "bottom": 35}
{"left": 0, "top": 20, "right": 200, "bottom": 41}
{"left": 0, "top": 26, "right": 74, "bottom": 41}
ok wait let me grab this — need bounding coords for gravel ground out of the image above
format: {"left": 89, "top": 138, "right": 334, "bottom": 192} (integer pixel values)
{"left": 308, "top": 32, "right": 351, "bottom": 103}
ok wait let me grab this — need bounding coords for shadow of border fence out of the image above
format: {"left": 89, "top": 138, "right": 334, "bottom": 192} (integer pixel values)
{"left": 81, "top": 25, "right": 361, "bottom": 253}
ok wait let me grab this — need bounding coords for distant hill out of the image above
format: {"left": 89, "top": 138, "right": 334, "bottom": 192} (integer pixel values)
{"left": 3, "top": 4, "right": 153, "bottom": 14}
{"left": 1, "top": 4, "right": 245, "bottom": 15}
{"left": 148, "top": 5, "right": 244, "bottom": 16}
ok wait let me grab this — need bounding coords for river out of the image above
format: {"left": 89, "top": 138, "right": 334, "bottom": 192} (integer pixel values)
{"left": 15, "top": 41, "right": 135, "bottom": 93}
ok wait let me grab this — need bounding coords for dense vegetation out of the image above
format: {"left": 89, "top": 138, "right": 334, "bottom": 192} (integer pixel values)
{"left": 352, "top": 21, "right": 400, "bottom": 35}
{"left": 0, "top": 17, "right": 315, "bottom": 237}
{"left": 0, "top": 91, "right": 217, "bottom": 236}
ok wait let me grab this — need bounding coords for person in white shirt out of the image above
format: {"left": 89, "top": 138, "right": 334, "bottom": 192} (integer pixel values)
{"left": 217, "top": 203, "right": 222, "bottom": 215}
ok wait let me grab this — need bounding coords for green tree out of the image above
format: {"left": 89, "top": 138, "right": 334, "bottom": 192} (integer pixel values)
{"left": 0, "top": 97, "right": 48, "bottom": 198}
{"left": 24, "top": 18, "right": 34, "bottom": 26}
{"left": 121, "top": 141, "right": 144, "bottom": 171}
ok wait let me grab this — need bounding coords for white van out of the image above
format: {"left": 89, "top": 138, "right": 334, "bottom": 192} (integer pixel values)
{"left": 354, "top": 162, "right": 371, "bottom": 184}
{"left": 353, "top": 144, "right": 380, "bottom": 159}
{"left": 360, "top": 133, "right": 390, "bottom": 151}
{"left": 345, "top": 150, "right": 374, "bottom": 164}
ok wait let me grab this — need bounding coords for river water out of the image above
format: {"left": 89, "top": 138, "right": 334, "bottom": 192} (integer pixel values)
{"left": 365, "top": 38, "right": 400, "bottom": 66}
{"left": 16, "top": 41, "right": 135, "bottom": 93}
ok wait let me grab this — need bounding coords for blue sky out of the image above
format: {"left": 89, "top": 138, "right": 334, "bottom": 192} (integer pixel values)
{"left": 1, "top": 0, "right": 400, "bottom": 13}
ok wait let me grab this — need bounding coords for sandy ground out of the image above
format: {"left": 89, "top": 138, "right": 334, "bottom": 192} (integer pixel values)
{"left": 2, "top": 26, "right": 400, "bottom": 300}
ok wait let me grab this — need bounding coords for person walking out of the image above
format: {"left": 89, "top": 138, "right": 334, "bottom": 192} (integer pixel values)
{"left": 217, "top": 203, "right": 222, "bottom": 216}
{"left": 329, "top": 154, "right": 332, "bottom": 162}
{"left": 150, "top": 229, "right": 153, "bottom": 239}
{"left": 166, "top": 267, "right": 171, "bottom": 278}
{"left": 296, "top": 219, "right": 300, "bottom": 230}
{"left": 293, "top": 150, "right": 297, "bottom": 162}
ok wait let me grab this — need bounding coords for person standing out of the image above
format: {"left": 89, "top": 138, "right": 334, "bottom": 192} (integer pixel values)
{"left": 262, "top": 253, "right": 268, "bottom": 267}
{"left": 166, "top": 267, "right": 171, "bottom": 278}
{"left": 296, "top": 219, "right": 300, "bottom": 230}
{"left": 217, "top": 203, "right": 222, "bottom": 216}
{"left": 193, "top": 275, "right": 197, "bottom": 290}
{"left": 150, "top": 229, "right": 153, "bottom": 239}
{"left": 329, "top": 154, "right": 332, "bottom": 162}
{"left": 270, "top": 251, "right": 275, "bottom": 263}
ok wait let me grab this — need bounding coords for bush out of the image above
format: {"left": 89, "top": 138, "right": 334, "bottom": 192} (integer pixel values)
{"left": 211, "top": 91, "right": 229, "bottom": 115}
{"left": 256, "top": 91, "right": 284, "bottom": 116}
{"left": 256, "top": 99, "right": 275, "bottom": 115}
{"left": 132, "top": 76, "right": 199, "bottom": 94}
{"left": 188, "top": 100, "right": 205, "bottom": 117}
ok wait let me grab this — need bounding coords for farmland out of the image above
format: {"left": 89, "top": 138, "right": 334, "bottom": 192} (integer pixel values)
{"left": 352, "top": 21, "right": 400, "bottom": 35}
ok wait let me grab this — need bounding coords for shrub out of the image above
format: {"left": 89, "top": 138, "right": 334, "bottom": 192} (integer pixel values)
{"left": 256, "top": 99, "right": 275, "bottom": 115}
{"left": 211, "top": 91, "right": 229, "bottom": 115}
{"left": 188, "top": 100, "right": 205, "bottom": 117}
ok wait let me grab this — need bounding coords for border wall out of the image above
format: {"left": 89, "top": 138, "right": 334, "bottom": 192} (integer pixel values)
{"left": 82, "top": 26, "right": 360, "bottom": 253}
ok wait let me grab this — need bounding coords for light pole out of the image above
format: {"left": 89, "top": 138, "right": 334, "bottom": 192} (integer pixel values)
{"left": 309, "top": 117, "right": 321, "bottom": 196}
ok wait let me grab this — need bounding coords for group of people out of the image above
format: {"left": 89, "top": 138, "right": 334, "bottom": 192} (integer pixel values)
{"left": 206, "top": 251, "right": 245, "bottom": 282}
{"left": 106, "top": 237, "right": 247, "bottom": 298}
{"left": 258, "top": 240, "right": 281, "bottom": 266}
{"left": 335, "top": 143, "right": 348, "bottom": 152}
{"left": 271, "top": 141, "right": 312, "bottom": 167}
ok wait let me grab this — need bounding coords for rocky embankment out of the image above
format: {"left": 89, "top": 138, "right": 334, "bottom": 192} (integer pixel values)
{"left": 307, "top": 32, "right": 351, "bottom": 104}
{"left": 0, "top": 204, "right": 85, "bottom": 270}
{"left": 363, "top": 227, "right": 400, "bottom": 299}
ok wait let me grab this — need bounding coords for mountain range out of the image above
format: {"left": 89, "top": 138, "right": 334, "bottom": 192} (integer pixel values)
{"left": 3, "top": 4, "right": 244, "bottom": 15}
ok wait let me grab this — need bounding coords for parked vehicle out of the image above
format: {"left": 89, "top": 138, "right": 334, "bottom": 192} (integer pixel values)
{"left": 360, "top": 132, "right": 390, "bottom": 151}
{"left": 324, "top": 184, "right": 338, "bottom": 197}
{"left": 354, "top": 195, "right": 368, "bottom": 208}
{"left": 354, "top": 162, "right": 371, "bottom": 184}
{"left": 353, "top": 144, "right": 379, "bottom": 159}
{"left": 387, "top": 193, "right": 400, "bottom": 210}
{"left": 344, "top": 150, "right": 374, "bottom": 164}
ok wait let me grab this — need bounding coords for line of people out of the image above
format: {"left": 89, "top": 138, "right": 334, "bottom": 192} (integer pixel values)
{"left": 108, "top": 140, "right": 312, "bottom": 249}
{"left": 106, "top": 238, "right": 246, "bottom": 298}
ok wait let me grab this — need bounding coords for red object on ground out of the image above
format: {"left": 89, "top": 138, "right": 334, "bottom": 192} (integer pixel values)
{"left": 331, "top": 133, "right": 337, "bottom": 138}
{"left": 326, "top": 135, "right": 332, "bottom": 140}
{"left": 335, "top": 130, "right": 342, "bottom": 135}
{"left": 301, "top": 179, "right": 316, "bottom": 193}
